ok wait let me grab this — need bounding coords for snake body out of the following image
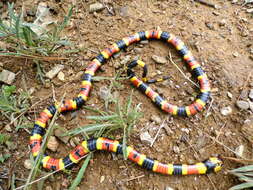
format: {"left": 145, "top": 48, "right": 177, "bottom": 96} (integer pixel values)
{"left": 30, "top": 30, "right": 222, "bottom": 174}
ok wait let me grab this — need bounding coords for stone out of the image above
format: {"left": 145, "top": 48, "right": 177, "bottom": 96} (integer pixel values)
{"left": 165, "top": 187, "right": 174, "bottom": 190}
{"left": 100, "top": 175, "right": 105, "bottom": 183}
{"left": 249, "top": 101, "right": 253, "bottom": 112}
{"left": 235, "top": 145, "right": 244, "bottom": 158}
{"left": 47, "top": 136, "right": 59, "bottom": 152}
{"left": 220, "top": 106, "right": 232, "bottom": 116}
{"left": 0, "top": 70, "right": 15, "bottom": 85}
{"left": 240, "top": 89, "right": 249, "bottom": 100}
{"left": 249, "top": 89, "right": 253, "bottom": 100}
{"left": 173, "top": 146, "right": 180, "bottom": 154}
{"left": 236, "top": 100, "right": 250, "bottom": 110}
{"left": 119, "top": 6, "right": 128, "bottom": 17}
{"left": 45, "top": 64, "right": 64, "bottom": 79}
{"left": 152, "top": 55, "right": 167, "bottom": 64}
{"left": 24, "top": 159, "right": 33, "bottom": 170}
{"left": 150, "top": 115, "right": 162, "bottom": 124}
{"left": 241, "top": 120, "right": 253, "bottom": 143}
{"left": 219, "top": 19, "right": 226, "bottom": 26}
{"left": 89, "top": 3, "right": 105, "bottom": 13}
{"left": 247, "top": 8, "right": 253, "bottom": 13}
{"left": 57, "top": 71, "right": 65, "bottom": 81}
{"left": 54, "top": 128, "right": 69, "bottom": 144}
{"left": 140, "top": 131, "right": 153, "bottom": 145}
{"left": 233, "top": 52, "right": 239, "bottom": 57}
{"left": 99, "top": 86, "right": 112, "bottom": 101}
{"left": 227, "top": 92, "right": 233, "bottom": 99}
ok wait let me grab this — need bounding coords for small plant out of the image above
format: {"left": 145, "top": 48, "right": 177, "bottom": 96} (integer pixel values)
{"left": 0, "top": 133, "right": 11, "bottom": 163}
{"left": 0, "top": 85, "right": 31, "bottom": 130}
{"left": 0, "top": 3, "right": 73, "bottom": 58}
{"left": 64, "top": 92, "right": 142, "bottom": 159}
{"left": 229, "top": 165, "right": 253, "bottom": 190}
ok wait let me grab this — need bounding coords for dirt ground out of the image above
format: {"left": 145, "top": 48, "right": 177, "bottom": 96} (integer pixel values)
{"left": 1, "top": 0, "right": 253, "bottom": 189}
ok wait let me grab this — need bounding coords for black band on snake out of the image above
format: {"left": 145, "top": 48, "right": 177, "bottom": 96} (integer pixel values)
{"left": 30, "top": 30, "right": 222, "bottom": 175}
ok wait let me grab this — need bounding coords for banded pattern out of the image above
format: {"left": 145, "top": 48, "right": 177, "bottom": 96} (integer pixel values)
{"left": 127, "top": 58, "right": 210, "bottom": 116}
{"left": 30, "top": 30, "right": 217, "bottom": 174}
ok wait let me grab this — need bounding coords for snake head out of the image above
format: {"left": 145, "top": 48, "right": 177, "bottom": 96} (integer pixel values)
{"left": 204, "top": 157, "right": 223, "bottom": 173}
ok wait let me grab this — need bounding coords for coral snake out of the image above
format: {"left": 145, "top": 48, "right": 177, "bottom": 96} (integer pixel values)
{"left": 30, "top": 30, "right": 222, "bottom": 175}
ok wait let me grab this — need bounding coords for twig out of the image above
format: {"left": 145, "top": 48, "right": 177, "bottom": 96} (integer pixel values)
{"left": 237, "top": 71, "right": 252, "bottom": 101}
{"left": 14, "top": 153, "right": 92, "bottom": 190}
{"left": 192, "top": 125, "right": 247, "bottom": 159}
{"left": 124, "top": 174, "right": 145, "bottom": 182}
{"left": 205, "top": 96, "right": 214, "bottom": 119}
{"left": 207, "top": 175, "right": 218, "bottom": 190}
{"left": 0, "top": 53, "right": 68, "bottom": 61}
{"left": 23, "top": 93, "right": 66, "bottom": 190}
{"left": 150, "top": 119, "right": 166, "bottom": 147}
{"left": 222, "top": 156, "right": 253, "bottom": 164}
{"left": 168, "top": 51, "right": 199, "bottom": 88}
{"left": 194, "top": 0, "right": 218, "bottom": 8}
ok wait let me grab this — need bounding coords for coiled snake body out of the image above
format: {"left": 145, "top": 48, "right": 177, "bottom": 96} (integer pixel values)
{"left": 30, "top": 30, "right": 222, "bottom": 175}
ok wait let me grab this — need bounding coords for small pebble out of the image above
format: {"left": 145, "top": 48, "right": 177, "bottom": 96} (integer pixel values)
{"left": 0, "top": 70, "right": 15, "bottom": 85}
{"left": 235, "top": 145, "right": 244, "bottom": 158}
{"left": 89, "top": 3, "right": 105, "bottom": 13}
{"left": 152, "top": 55, "right": 167, "bottom": 64}
{"left": 246, "top": 8, "right": 253, "bottom": 13}
{"left": 99, "top": 86, "right": 112, "bottom": 101}
{"left": 45, "top": 64, "right": 64, "bottom": 79}
{"left": 140, "top": 40, "right": 149, "bottom": 44}
{"left": 219, "top": 19, "right": 226, "bottom": 26}
{"left": 165, "top": 187, "right": 174, "bottom": 190}
{"left": 100, "top": 176, "right": 105, "bottom": 183}
{"left": 233, "top": 52, "right": 239, "bottom": 57}
{"left": 227, "top": 92, "right": 233, "bottom": 99}
{"left": 173, "top": 146, "right": 180, "bottom": 154}
{"left": 24, "top": 159, "right": 33, "bottom": 170}
{"left": 240, "top": 89, "right": 249, "bottom": 100}
{"left": 236, "top": 100, "right": 250, "bottom": 110}
{"left": 57, "top": 71, "right": 65, "bottom": 81}
{"left": 54, "top": 128, "right": 69, "bottom": 144}
{"left": 150, "top": 115, "right": 162, "bottom": 124}
{"left": 140, "top": 131, "right": 153, "bottom": 145}
{"left": 47, "top": 136, "right": 59, "bottom": 152}
{"left": 249, "top": 89, "right": 253, "bottom": 100}
{"left": 220, "top": 106, "right": 232, "bottom": 116}
{"left": 119, "top": 6, "right": 129, "bottom": 17}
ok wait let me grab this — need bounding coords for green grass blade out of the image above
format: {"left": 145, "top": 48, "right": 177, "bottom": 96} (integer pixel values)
{"left": 231, "top": 165, "right": 253, "bottom": 173}
{"left": 63, "top": 123, "right": 115, "bottom": 136}
{"left": 229, "top": 182, "right": 253, "bottom": 190}
{"left": 22, "top": 26, "right": 34, "bottom": 46}
{"left": 86, "top": 115, "right": 118, "bottom": 121}
{"left": 68, "top": 153, "right": 91, "bottom": 190}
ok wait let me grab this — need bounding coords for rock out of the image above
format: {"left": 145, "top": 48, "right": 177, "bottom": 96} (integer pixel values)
{"left": 219, "top": 19, "right": 226, "bottom": 26}
{"left": 99, "top": 86, "right": 112, "bottom": 101}
{"left": 57, "top": 71, "right": 65, "bottom": 81}
{"left": 220, "top": 106, "right": 232, "bottom": 116}
{"left": 24, "top": 159, "right": 33, "bottom": 170}
{"left": 100, "top": 175, "right": 105, "bottom": 183}
{"left": 54, "top": 128, "right": 69, "bottom": 144}
{"left": 134, "top": 48, "right": 142, "bottom": 53}
{"left": 119, "top": 6, "right": 128, "bottom": 17}
{"left": 45, "top": 186, "right": 53, "bottom": 190}
{"left": 233, "top": 52, "right": 239, "bottom": 57}
{"left": 165, "top": 187, "right": 174, "bottom": 190}
{"left": 140, "top": 40, "right": 149, "bottom": 44}
{"left": 205, "top": 22, "right": 214, "bottom": 30}
{"left": 173, "top": 146, "right": 180, "bottom": 154}
{"left": 47, "top": 136, "right": 59, "bottom": 152}
{"left": 235, "top": 145, "right": 244, "bottom": 158}
{"left": 4, "top": 124, "right": 12, "bottom": 132}
{"left": 89, "top": 3, "right": 105, "bottom": 13}
{"left": 247, "top": 8, "right": 253, "bottom": 13}
{"left": 45, "top": 65, "right": 64, "bottom": 79}
{"left": 240, "top": 89, "right": 249, "bottom": 100}
{"left": 152, "top": 55, "right": 167, "bottom": 64}
{"left": 249, "top": 101, "right": 253, "bottom": 112}
{"left": 0, "top": 70, "right": 15, "bottom": 85}
{"left": 150, "top": 115, "right": 162, "bottom": 124}
{"left": 249, "top": 89, "right": 253, "bottom": 100}
{"left": 140, "top": 131, "right": 153, "bottom": 145}
{"left": 241, "top": 120, "right": 253, "bottom": 143}
{"left": 227, "top": 92, "right": 233, "bottom": 99}
{"left": 236, "top": 100, "right": 250, "bottom": 110}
